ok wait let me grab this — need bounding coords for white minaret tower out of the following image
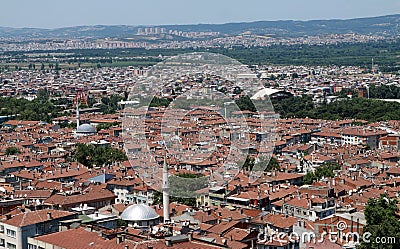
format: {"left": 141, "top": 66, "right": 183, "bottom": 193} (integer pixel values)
{"left": 162, "top": 155, "right": 170, "bottom": 223}
{"left": 76, "top": 104, "right": 80, "bottom": 130}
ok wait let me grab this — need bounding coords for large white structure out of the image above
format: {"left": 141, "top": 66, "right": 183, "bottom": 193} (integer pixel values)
{"left": 74, "top": 104, "right": 96, "bottom": 136}
{"left": 251, "top": 88, "right": 293, "bottom": 100}
{"left": 120, "top": 204, "right": 160, "bottom": 228}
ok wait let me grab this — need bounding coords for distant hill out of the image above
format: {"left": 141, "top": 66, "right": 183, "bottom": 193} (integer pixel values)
{"left": 1, "top": 14, "right": 400, "bottom": 39}
{"left": 165, "top": 14, "right": 400, "bottom": 36}
{"left": 0, "top": 25, "right": 139, "bottom": 39}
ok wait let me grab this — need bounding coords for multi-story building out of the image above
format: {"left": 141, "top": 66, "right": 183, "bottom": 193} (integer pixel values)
{"left": 0, "top": 209, "right": 76, "bottom": 249}
{"left": 341, "top": 128, "right": 387, "bottom": 149}
{"left": 273, "top": 196, "right": 335, "bottom": 222}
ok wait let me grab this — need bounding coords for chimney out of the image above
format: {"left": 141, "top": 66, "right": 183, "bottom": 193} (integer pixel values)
{"left": 5, "top": 214, "right": 11, "bottom": 220}
{"left": 47, "top": 212, "right": 52, "bottom": 220}
{"left": 187, "top": 232, "right": 192, "bottom": 241}
{"left": 351, "top": 216, "right": 353, "bottom": 233}
{"left": 165, "top": 238, "right": 172, "bottom": 247}
{"left": 117, "top": 234, "right": 125, "bottom": 244}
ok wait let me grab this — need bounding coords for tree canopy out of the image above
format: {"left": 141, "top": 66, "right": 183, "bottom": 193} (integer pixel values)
{"left": 369, "top": 84, "right": 400, "bottom": 99}
{"left": 0, "top": 89, "right": 59, "bottom": 122}
{"left": 96, "top": 121, "right": 119, "bottom": 131}
{"left": 270, "top": 95, "right": 400, "bottom": 122}
{"left": 358, "top": 195, "right": 400, "bottom": 249}
{"left": 303, "top": 162, "right": 340, "bottom": 185}
{"left": 73, "top": 143, "right": 127, "bottom": 168}
{"left": 5, "top": 147, "right": 20, "bottom": 155}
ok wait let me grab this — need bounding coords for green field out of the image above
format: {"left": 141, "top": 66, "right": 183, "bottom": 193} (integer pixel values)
{"left": 1, "top": 40, "right": 400, "bottom": 72}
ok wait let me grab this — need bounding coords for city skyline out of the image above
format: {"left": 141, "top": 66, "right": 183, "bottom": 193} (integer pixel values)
{"left": 1, "top": 0, "right": 400, "bottom": 29}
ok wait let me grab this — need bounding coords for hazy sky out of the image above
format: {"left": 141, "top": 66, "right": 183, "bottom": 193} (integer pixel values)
{"left": 2, "top": 0, "right": 400, "bottom": 28}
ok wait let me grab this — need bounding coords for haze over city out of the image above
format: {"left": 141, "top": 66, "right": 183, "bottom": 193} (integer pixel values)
{"left": 1, "top": 0, "right": 400, "bottom": 28}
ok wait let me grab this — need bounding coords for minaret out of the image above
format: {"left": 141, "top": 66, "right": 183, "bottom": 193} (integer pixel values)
{"left": 372, "top": 58, "right": 374, "bottom": 71}
{"left": 76, "top": 104, "right": 80, "bottom": 130}
{"left": 162, "top": 155, "right": 170, "bottom": 223}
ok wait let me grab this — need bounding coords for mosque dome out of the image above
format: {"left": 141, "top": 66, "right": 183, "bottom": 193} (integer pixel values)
{"left": 121, "top": 204, "right": 159, "bottom": 221}
{"left": 76, "top": 124, "right": 96, "bottom": 134}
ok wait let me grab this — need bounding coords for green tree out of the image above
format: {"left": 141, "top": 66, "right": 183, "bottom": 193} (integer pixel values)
{"left": 269, "top": 95, "right": 400, "bottom": 122}
{"left": 235, "top": 96, "right": 256, "bottom": 112}
{"left": 303, "top": 162, "right": 340, "bottom": 184}
{"left": 242, "top": 155, "right": 255, "bottom": 171}
{"left": 358, "top": 195, "right": 400, "bottom": 249}
{"left": 303, "top": 172, "right": 319, "bottom": 185}
{"left": 152, "top": 191, "right": 196, "bottom": 207}
{"left": 73, "top": 143, "right": 127, "bottom": 168}
{"left": 149, "top": 97, "right": 172, "bottom": 107}
{"left": 96, "top": 122, "right": 119, "bottom": 131}
{"left": 5, "top": 147, "right": 20, "bottom": 155}
{"left": 265, "top": 157, "right": 280, "bottom": 172}
{"left": 99, "top": 95, "right": 123, "bottom": 114}
{"left": 117, "top": 219, "right": 128, "bottom": 227}
{"left": 252, "top": 156, "right": 280, "bottom": 172}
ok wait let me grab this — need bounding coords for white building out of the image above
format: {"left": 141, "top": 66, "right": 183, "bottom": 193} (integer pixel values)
{"left": 0, "top": 209, "right": 76, "bottom": 249}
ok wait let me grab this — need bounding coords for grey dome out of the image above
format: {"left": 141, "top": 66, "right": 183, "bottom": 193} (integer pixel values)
{"left": 121, "top": 204, "right": 159, "bottom": 221}
{"left": 76, "top": 124, "right": 96, "bottom": 134}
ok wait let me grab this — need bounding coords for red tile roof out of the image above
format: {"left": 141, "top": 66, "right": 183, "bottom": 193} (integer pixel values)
{"left": 2, "top": 209, "right": 75, "bottom": 227}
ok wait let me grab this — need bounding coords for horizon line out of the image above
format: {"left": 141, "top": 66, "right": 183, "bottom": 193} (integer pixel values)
{"left": 1, "top": 13, "right": 398, "bottom": 30}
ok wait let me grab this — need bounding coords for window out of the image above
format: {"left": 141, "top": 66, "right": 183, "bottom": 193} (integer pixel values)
{"left": 28, "top": 245, "right": 37, "bottom": 249}
{"left": 7, "top": 242, "right": 16, "bottom": 249}
{"left": 6, "top": 229, "right": 16, "bottom": 238}
{"left": 0, "top": 239, "right": 4, "bottom": 247}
